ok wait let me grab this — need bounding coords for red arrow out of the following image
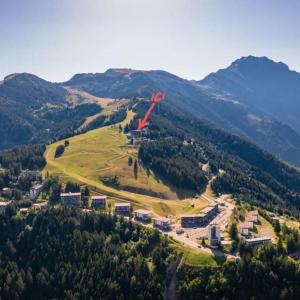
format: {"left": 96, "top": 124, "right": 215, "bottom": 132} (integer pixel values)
{"left": 137, "top": 92, "right": 165, "bottom": 130}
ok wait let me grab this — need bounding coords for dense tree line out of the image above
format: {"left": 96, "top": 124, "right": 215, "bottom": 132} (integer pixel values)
{"left": 42, "top": 175, "right": 62, "bottom": 204}
{"left": 259, "top": 210, "right": 300, "bottom": 253}
{"left": 0, "top": 208, "right": 175, "bottom": 299}
{"left": 139, "top": 139, "right": 208, "bottom": 193}
{"left": 0, "top": 144, "right": 46, "bottom": 174}
{"left": 177, "top": 243, "right": 300, "bottom": 300}
{"left": 82, "top": 108, "right": 127, "bottom": 133}
{"left": 43, "top": 103, "right": 101, "bottom": 142}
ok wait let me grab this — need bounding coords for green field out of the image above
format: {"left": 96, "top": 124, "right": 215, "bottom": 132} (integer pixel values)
{"left": 172, "top": 241, "right": 225, "bottom": 267}
{"left": 44, "top": 109, "right": 208, "bottom": 218}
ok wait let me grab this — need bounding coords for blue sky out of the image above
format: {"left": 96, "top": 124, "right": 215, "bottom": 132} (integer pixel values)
{"left": 1, "top": 0, "right": 299, "bottom": 81}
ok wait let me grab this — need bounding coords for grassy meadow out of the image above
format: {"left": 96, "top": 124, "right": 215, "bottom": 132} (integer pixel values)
{"left": 43, "top": 109, "right": 208, "bottom": 218}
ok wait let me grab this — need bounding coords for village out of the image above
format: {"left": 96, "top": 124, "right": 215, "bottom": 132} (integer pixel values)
{"left": 0, "top": 172, "right": 274, "bottom": 256}
{"left": 0, "top": 128, "right": 282, "bottom": 258}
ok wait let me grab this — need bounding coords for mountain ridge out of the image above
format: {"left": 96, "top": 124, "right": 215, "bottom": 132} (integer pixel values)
{"left": 1, "top": 55, "right": 300, "bottom": 166}
{"left": 198, "top": 55, "right": 300, "bottom": 133}
{"left": 61, "top": 59, "right": 300, "bottom": 166}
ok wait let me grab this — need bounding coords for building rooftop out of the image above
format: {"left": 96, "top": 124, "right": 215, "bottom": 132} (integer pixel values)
{"left": 134, "top": 209, "right": 151, "bottom": 215}
{"left": 91, "top": 195, "right": 107, "bottom": 200}
{"left": 33, "top": 202, "right": 47, "bottom": 207}
{"left": 240, "top": 221, "right": 253, "bottom": 229}
{"left": 20, "top": 208, "right": 29, "bottom": 212}
{"left": 153, "top": 217, "right": 170, "bottom": 222}
{"left": 180, "top": 213, "right": 205, "bottom": 218}
{"left": 245, "top": 236, "right": 271, "bottom": 243}
{"left": 115, "top": 202, "right": 131, "bottom": 207}
{"left": 248, "top": 210, "right": 258, "bottom": 216}
{"left": 60, "top": 192, "right": 81, "bottom": 196}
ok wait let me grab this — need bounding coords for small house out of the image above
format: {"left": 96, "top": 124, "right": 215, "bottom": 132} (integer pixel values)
{"left": 240, "top": 222, "right": 250, "bottom": 236}
{"left": 134, "top": 209, "right": 152, "bottom": 221}
{"left": 91, "top": 195, "right": 107, "bottom": 208}
{"left": 247, "top": 210, "right": 258, "bottom": 223}
{"left": 33, "top": 202, "right": 47, "bottom": 210}
{"left": 115, "top": 202, "right": 131, "bottom": 214}
{"left": 19, "top": 207, "right": 29, "bottom": 216}
{"left": 30, "top": 184, "right": 43, "bottom": 201}
{"left": 153, "top": 217, "right": 171, "bottom": 229}
{"left": 60, "top": 192, "right": 81, "bottom": 206}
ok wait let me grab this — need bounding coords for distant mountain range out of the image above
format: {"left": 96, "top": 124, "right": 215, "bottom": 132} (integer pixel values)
{"left": 1, "top": 56, "right": 300, "bottom": 166}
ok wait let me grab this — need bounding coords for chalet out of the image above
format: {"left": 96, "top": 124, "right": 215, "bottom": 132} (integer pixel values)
{"left": 134, "top": 209, "right": 152, "bottom": 221}
{"left": 153, "top": 217, "right": 171, "bottom": 229}
{"left": 247, "top": 210, "right": 258, "bottom": 223}
{"left": 60, "top": 192, "right": 81, "bottom": 206}
{"left": 33, "top": 202, "right": 47, "bottom": 210}
{"left": 30, "top": 184, "right": 43, "bottom": 201}
{"left": 244, "top": 236, "right": 271, "bottom": 247}
{"left": 115, "top": 202, "right": 131, "bottom": 214}
{"left": 240, "top": 221, "right": 252, "bottom": 236}
{"left": 0, "top": 201, "right": 11, "bottom": 214}
{"left": 91, "top": 195, "right": 107, "bottom": 207}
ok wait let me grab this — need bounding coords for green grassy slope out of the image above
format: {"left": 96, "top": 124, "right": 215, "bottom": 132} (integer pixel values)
{"left": 43, "top": 110, "right": 208, "bottom": 218}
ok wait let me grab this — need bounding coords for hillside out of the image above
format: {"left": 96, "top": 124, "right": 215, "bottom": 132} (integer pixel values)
{"left": 130, "top": 101, "right": 300, "bottom": 218}
{"left": 43, "top": 109, "right": 208, "bottom": 218}
{"left": 199, "top": 56, "right": 300, "bottom": 133}
{"left": 0, "top": 208, "right": 174, "bottom": 299}
{"left": 63, "top": 64, "right": 300, "bottom": 167}
{"left": 1, "top": 56, "right": 300, "bottom": 165}
{"left": 43, "top": 95, "right": 300, "bottom": 219}
{"left": 0, "top": 73, "right": 101, "bottom": 149}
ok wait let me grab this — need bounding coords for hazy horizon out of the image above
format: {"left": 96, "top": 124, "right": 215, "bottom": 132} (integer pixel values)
{"left": 1, "top": 0, "right": 300, "bottom": 82}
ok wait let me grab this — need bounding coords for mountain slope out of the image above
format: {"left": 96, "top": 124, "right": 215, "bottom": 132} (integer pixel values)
{"left": 0, "top": 73, "right": 67, "bottom": 108}
{"left": 130, "top": 101, "right": 300, "bottom": 217}
{"left": 0, "top": 73, "right": 100, "bottom": 149}
{"left": 199, "top": 55, "right": 300, "bottom": 133}
{"left": 63, "top": 66, "right": 300, "bottom": 166}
